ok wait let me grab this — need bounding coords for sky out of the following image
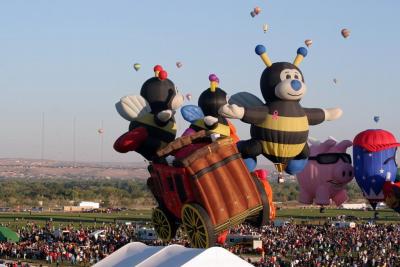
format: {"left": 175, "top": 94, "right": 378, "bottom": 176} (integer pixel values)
{"left": 0, "top": 0, "right": 399, "bottom": 163}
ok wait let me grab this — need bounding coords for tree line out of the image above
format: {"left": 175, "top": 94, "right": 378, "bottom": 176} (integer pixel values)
{"left": 0, "top": 177, "right": 365, "bottom": 208}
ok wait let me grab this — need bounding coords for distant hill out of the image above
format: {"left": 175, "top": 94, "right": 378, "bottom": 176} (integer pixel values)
{"left": 0, "top": 158, "right": 149, "bottom": 180}
{"left": 0, "top": 158, "right": 294, "bottom": 181}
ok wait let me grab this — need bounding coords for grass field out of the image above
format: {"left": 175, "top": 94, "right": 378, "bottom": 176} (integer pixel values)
{"left": 276, "top": 207, "right": 400, "bottom": 224}
{"left": 0, "top": 207, "right": 399, "bottom": 230}
{"left": 0, "top": 210, "right": 152, "bottom": 230}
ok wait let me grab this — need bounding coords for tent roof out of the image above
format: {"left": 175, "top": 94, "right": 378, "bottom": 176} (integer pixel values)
{"left": 0, "top": 227, "right": 19, "bottom": 242}
{"left": 89, "top": 229, "right": 106, "bottom": 237}
{"left": 94, "top": 242, "right": 253, "bottom": 267}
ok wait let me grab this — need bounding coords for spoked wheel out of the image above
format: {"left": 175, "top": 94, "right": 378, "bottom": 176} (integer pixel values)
{"left": 181, "top": 203, "right": 215, "bottom": 248}
{"left": 152, "top": 207, "right": 177, "bottom": 242}
{"left": 247, "top": 174, "right": 270, "bottom": 227}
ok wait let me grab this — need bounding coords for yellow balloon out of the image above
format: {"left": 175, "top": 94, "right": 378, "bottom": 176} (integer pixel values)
{"left": 263, "top": 24, "right": 269, "bottom": 33}
{"left": 133, "top": 63, "right": 141, "bottom": 71}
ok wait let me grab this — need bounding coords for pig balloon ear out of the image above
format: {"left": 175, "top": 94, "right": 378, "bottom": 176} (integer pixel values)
{"left": 319, "top": 139, "right": 337, "bottom": 152}
{"left": 308, "top": 137, "right": 320, "bottom": 147}
{"left": 335, "top": 140, "right": 353, "bottom": 151}
{"left": 328, "top": 136, "right": 338, "bottom": 142}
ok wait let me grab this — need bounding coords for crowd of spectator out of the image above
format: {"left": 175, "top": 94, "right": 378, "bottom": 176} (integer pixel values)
{"left": 0, "top": 221, "right": 137, "bottom": 266}
{"left": 0, "top": 220, "right": 399, "bottom": 266}
{"left": 227, "top": 222, "right": 400, "bottom": 267}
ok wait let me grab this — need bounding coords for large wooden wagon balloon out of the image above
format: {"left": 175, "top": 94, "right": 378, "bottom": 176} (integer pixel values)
{"left": 146, "top": 131, "right": 270, "bottom": 248}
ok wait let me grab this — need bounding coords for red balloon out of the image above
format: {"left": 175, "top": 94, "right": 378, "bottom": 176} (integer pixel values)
{"left": 153, "top": 65, "right": 163, "bottom": 72}
{"left": 158, "top": 70, "right": 168, "bottom": 80}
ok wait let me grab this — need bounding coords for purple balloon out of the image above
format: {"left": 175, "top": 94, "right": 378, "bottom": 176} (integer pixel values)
{"left": 209, "top": 74, "right": 218, "bottom": 82}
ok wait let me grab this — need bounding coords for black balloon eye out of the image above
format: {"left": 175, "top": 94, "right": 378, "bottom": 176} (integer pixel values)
{"left": 294, "top": 75, "right": 299, "bottom": 79}
{"left": 286, "top": 74, "right": 291, "bottom": 79}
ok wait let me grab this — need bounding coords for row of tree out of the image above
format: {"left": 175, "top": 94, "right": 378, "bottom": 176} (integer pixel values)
{"left": 0, "top": 178, "right": 365, "bottom": 208}
{"left": 0, "top": 178, "right": 153, "bottom": 208}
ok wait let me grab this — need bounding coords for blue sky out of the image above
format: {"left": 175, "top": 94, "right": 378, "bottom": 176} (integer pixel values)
{"left": 0, "top": 0, "right": 399, "bottom": 163}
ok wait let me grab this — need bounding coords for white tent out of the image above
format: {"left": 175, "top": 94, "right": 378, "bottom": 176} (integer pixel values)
{"left": 89, "top": 229, "right": 106, "bottom": 240}
{"left": 93, "top": 242, "right": 253, "bottom": 267}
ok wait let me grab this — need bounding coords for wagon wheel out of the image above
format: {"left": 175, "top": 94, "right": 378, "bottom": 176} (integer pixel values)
{"left": 181, "top": 203, "right": 215, "bottom": 248}
{"left": 152, "top": 207, "right": 178, "bottom": 242}
{"left": 247, "top": 174, "right": 270, "bottom": 227}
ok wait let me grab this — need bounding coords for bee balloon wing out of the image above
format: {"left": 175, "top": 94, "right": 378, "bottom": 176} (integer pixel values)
{"left": 181, "top": 105, "right": 204, "bottom": 123}
{"left": 115, "top": 95, "right": 151, "bottom": 121}
{"left": 228, "top": 92, "right": 264, "bottom": 108}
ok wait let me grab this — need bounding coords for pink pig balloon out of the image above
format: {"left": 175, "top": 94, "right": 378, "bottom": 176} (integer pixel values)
{"left": 296, "top": 138, "right": 354, "bottom": 206}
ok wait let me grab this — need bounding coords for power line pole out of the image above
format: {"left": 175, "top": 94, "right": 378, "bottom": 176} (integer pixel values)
{"left": 41, "top": 112, "right": 45, "bottom": 165}
{"left": 73, "top": 116, "right": 76, "bottom": 167}
{"left": 100, "top": 120, "right": 104, "bottom": 166}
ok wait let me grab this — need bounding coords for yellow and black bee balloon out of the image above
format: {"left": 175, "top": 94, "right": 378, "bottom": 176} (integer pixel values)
{"left": 219, "top": 45, "right": 342, "bottom": 175}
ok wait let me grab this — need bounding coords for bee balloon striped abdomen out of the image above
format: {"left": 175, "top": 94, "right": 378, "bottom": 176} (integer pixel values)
{"left": 250, "top": 102, "right": 309, "bottom": 164}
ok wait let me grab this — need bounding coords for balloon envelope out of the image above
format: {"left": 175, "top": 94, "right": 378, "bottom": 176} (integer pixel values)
{"left": 250, "top": 11, "right": 256, "bottom": 18}
{"left": 341, "top": 28, "right": 350, "bottom": 38}
{"left": 383, "top": 181, "right": 400, "bottom": 213}
{"left": 176, "top": 62, "right": 182, "bottom": 68}
{"left": 304, "top": 39, "right": 313, "bottom": 47}
{"left": 333, "top": 78, "right": 338, "bottom": 84}
{"left": 353, "top": 129, "right": 400, "bottom": 208}
{"left": 185, "top": 93, "right": 192, "bottom": 101}
{"left": 133, "top": 63, "right": 141, "bottom": 71}
{"left": 263, "top": 24, "right": 269, "bottom": 33}
{"left": 373, "top": 116, "right": 380, "bottom": 123}
{"left": 254, "top": 7, "right": 261, "bottom": 14}
{"left": 98, "top": 129, "right": 104, "bottom": 134}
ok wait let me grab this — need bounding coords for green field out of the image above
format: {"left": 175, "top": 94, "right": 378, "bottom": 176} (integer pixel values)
{"left": 0, "top": 207, "right": 399, "bottom": 230}
{"left": 0, "top": 210, "right": 152, "bottom": 230}
{"left": 276, "top": 207, "right": 400, "bottom": 224}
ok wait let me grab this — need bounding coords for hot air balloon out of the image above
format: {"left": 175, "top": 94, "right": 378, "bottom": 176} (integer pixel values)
{"left": 133, "top": 63, "right": 141, "bottom": 71}
{"left": 297, "top": 138, "right": 354, "bottom": 207}
{"left": 250, "top": 11, "right": 256, "bottom": 18}
{"left": 98, "top": 128, "right": 104, "bottom": 134}
{"left": 341, "top": 28, "right": 350, "bottom": 39}
{"left": 185, "top": 93, "right": 192, "bottom": 101}
{"left": 263, "top": 24, "right": 269, "bottom": 33}
{"left": 176, "top": 62, "right": 182, "bottom": 68}
{"left": 383, "top": 181, "right": 400, "bottom": 213}
{"left": 374, "top": 116, "right": 380, "bottom": 123}
{"left": 221, "top": 44, "right": 343, "bottom": 181}
{"left": 353, "top": 129, "right": 400, "bottom": 209}
{"left": 333, "top": 78, "right": 338, "bottom": 84}
{"left": 304, "top": 39, "right": 313, "bottom": 47}
{"left": 254, "top": 7, "right": 261, "bottom": 15}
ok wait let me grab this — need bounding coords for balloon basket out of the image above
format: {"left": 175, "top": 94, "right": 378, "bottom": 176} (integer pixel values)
{"left": 274, "top": 163, "right": 286, "bottom": 183}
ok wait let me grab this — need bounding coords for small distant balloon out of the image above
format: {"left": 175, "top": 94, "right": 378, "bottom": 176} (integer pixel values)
{"left": 250, "top": 11, "right": 256, "bottom": 18}
{"left": 176, "top": 62, "right": 182, "bottom": 68}
{"left": 263, "top": 24, "right": 269, "bottom": 33}
{"left": 186, "top": 93, "right": 192, "bottom": 101}
{"left": 254, "top": 7, "right": 261, "bottom": 15}
{"left": 98, "top": 128, "right": 104, "bottom": 134}
{"left": 373, "top": 116, "right": 380, "bottom": 123}
{"left": 333, "top": 78, "right": 338, "bottom": 84}
{"left": 304, "top": 39, "right": 313, "bottom": 47}
{"left": 341, "top": 28, "right": 350, "bottom": 39}
{"left": 133, "top": 63, "right": 141, "bottom": 71}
